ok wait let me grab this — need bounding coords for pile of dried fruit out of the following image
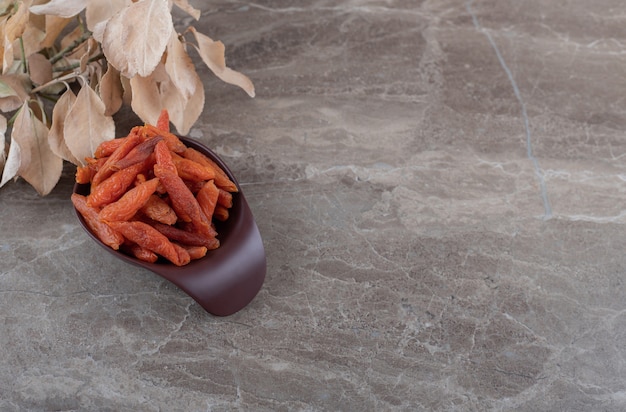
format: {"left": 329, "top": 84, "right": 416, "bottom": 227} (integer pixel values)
{"left": 72, "top": 110, "right": 237, "bottom": 266}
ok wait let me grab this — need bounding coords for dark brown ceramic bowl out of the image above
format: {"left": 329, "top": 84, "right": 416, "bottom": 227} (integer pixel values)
{"left": 72, "top": 136, "right": 266, "bottom": 316}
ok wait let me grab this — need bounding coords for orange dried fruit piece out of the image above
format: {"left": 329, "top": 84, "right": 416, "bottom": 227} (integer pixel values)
{"left": 91, "top": 129, "right": 143, "bottom": 187}
{"left": 143, "top": 123, "right": 186, "bottom": 153}
{"left": 94, "top": 136, "right": 127, "bottom": 158}
{"left": 217, "top": 188, "right": 233, "bottom": 209}
{"left": 124, "top": 243, "right": 158, "bottom": 263}
{"left": 154, "top": 141, "right": 213, "bottom": 237}
{"left": 171, "top": 154, "right": 215, "bottom": 182}
{"left": 87, "top": 161, "right": 147, "bottom": 208}
{"left": 71, "top": 194, "right": 124, "bottom": 250}
{"left": 75, "top": 165, "right": 93, "bottom": 184}
{"left": 113, "top": 135, "right": 163, "bottom": 171}
{"left": 196, "top": 179, "right": 219, "bottom": 221}
{"left": 180, "top": 245, "right": 208, "bottom": 260}
{"left": 99, "top": 177, "right": 160, "bottom": 222}
{"left": 181, "top": 147, "right": 238, "bottom": 193}
{"left": 140, "top": 194, "right": 178, "bottom": 225}
{"left": 213, "top": 205, "right": 229, "bottom": 222}
{"left": 156, "top": 108, "right": 170, "bottom": 132}
{"left": 151, "top": 221, "right": 219, "bottom": 249}
{"left": 106, "top": 220, "right": 191, "bottom": 266}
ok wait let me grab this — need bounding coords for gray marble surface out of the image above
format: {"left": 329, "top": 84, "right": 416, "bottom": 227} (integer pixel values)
{"left": 2, "top": 0, "right": 626, "bottom": 410}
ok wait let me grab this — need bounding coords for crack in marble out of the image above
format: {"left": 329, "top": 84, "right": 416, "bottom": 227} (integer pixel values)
{"left": 466, "top": 0, "right": 553, "bottom": 221}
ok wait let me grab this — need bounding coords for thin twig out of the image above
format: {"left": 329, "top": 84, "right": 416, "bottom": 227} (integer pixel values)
{"left": 49, "top": 31, "right": 92, "bottom": 64}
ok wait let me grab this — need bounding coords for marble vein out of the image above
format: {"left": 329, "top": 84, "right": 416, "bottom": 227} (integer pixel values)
{"left": 466, "top": 0, "right": 553, "bottom": 220}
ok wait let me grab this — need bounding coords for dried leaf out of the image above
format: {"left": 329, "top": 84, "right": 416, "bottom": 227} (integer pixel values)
{"left": 160, "top": 65, "right": 204, "bottom": 135}
{"left": 171, "top": 0, "right": 200, "bottom": 20}
{"left": 27, "top": 52, "right": 52, "bottom": 85}
{"left": 29, "top": 0, "right": 87, "bottom": 18}
{"left": 3, "top": 1, "right": 30, "bottom": 73}
{"left": 79, "top": 37, "right": 99, "bottom": 73}
{"left": 64, "top": 83, "right": 115, "bottom": 165}
{"left": 189, "top": 27, "right": 255, "bottom": 98}
{"left": 86, "top": 0, "right": 132, "bottom": 42}
{"left": 11, "top": 103, "right": 63, "bottom": 196}
{"left": 0, "top": 1, "right": 13, "bottom": 15}
{"left": 0, "top": 113, "right": 6, "bottom": 171}
{"left": 5, "top": 2, "right": 29, "bottom": 40}
{"left": 41, "top": 15, "right": 71, "bottom": 48}
{"left": 0, "top": 73, "right": 30, "bottom": 111}
{"left": 99, "top": 62, "right": 123, "bottom": 116}
{"left": 130, "top": 61, "right": 203, "bottom": 135}
{"left": 129, "top": 69, "right": 163, "bottom": 128}
{"left": 48, "top": 87, "right": 80, "bottom": 164}
{"left": 20, "top": 22, "right": 46, "bottom": 57}
{"left": 165, "top": 32, "right": 196, "bottom": 100}
{"left": 0, "top": 135, "right": 22, "bottom": 188}
{"left": 102, "top": 0, "right": 173, "bottom": 77}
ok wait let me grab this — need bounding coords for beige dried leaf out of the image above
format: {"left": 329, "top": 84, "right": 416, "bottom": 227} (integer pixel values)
{"left": 129, "top": 69, "right": 163, "bottom": 127}
{"left": 5, "top": 2, "right": 29, "bottom": 40}
{"left": 188, "top": 27, "right": 255, "bottom": 98}
{"left": 171, "top": 0, "right": 200, "bottom": 20}
{"left": 0, "top": 73, "right": 30, "bottom": 111}
{"left": 102, "top": 0, "right": 173, "bottom": 77}
{"left": 64, "top": 83, "right": 115, "bottom": 165}
{"left": 29, "top": 0, "right": 87, "bottom": 18}
{"left": 0, "top": 134, "right": 22, "bottom": 188}
{"left": 59, "top": 23, "right": 83, "bottom": 50}
{"left": 79, "top": 37, "right": 99, "bottom": 73}
{"left": 3, "top": 1, "right": 30, "bottom": 73}
{"left": 11, "top": 103, "right": 63, "bottom": 196}
{"left": 165, "top": 32, "right": 197, "bottom": 100}
{"left": 120, "top": 74, "right": 132, "bottom": 106}
{"left": 20, "top": 22, "right": 46, "bottom": 57}
{"left": 99, "top": 62, "right": 123, "bottom": 116}
{"left": 0, "top": 113, "right": 6, "bottom": 171}
{"left": 86, "top": 0, "right": 131, "bottom": 42}
{"left": 27, "top": 52, "right": 52, "bottom": 85}
{"left": 161, "top": 66, "right": 204, "bottom": 135}
{"left": 48, "top": 87, "right": 80, "bottom": 164}
{"left": 41, "top": 15, "right": 71, "bottom": 48}
{"left": 0, "top": 1, "right": 14, "bottom": 15}
{"left": 130, "top": 61, "right": 203, "bottom": 135}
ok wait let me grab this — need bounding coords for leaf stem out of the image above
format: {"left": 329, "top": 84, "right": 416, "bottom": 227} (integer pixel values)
{"left": 31, "top": 72, "right": 79, "bottom": 94}
{"left": 19, "top": 37, "right": 28, "bottom": 75}
{"left": 49, "top": 31, "right": 92, "bottom": 65}
{"left": 53, "top": 53, "right": 105, "bottom": 73}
